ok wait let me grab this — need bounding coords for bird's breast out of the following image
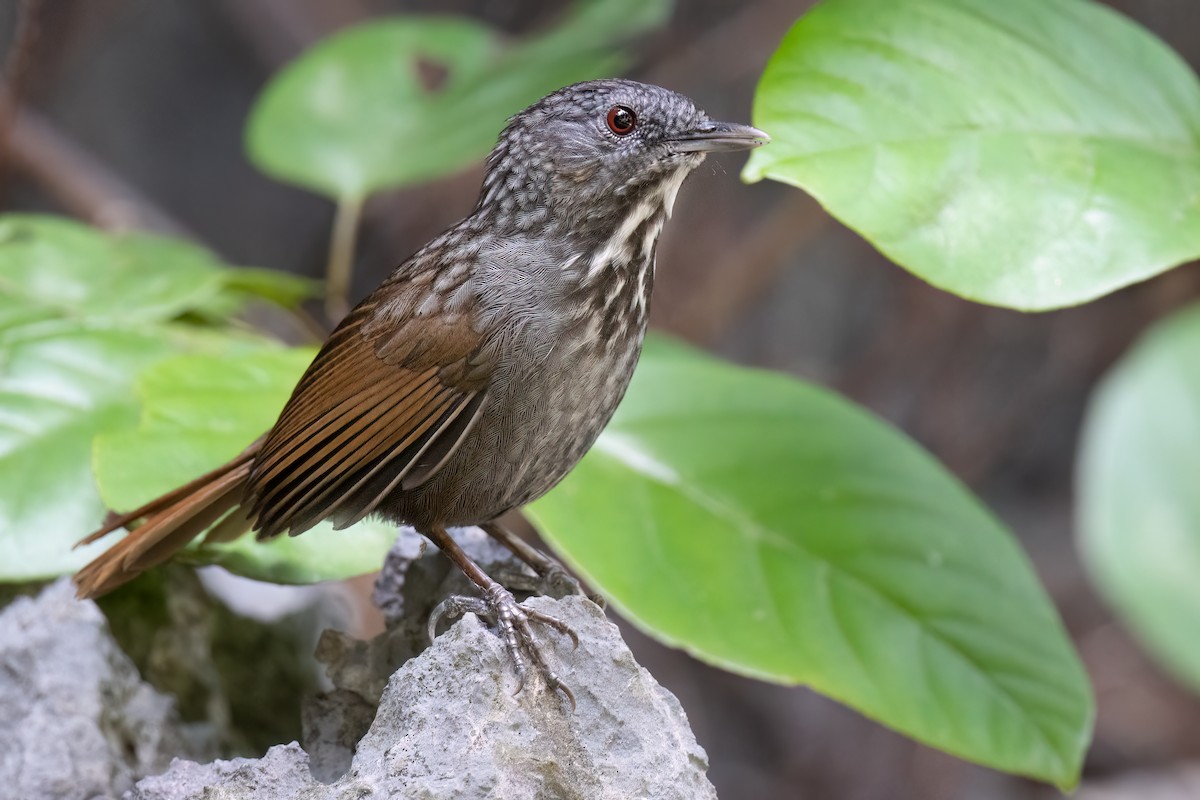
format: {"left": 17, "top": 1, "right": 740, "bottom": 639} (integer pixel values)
{"left": 502, "top": 248, "right": 653, "bottom": 454}
{"left": 387, "top": 222, "right": 661, "bottom": 524}
{"left": 453, "top": 248, "right": 655, "bottom": 514}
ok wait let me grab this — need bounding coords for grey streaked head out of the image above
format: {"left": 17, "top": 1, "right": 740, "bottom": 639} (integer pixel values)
{"left": 476, "top": 79, "right": 768, "bottom": 233}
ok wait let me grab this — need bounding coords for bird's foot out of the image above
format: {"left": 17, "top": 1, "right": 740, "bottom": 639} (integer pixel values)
{"left": 494, "top": 558, "right": 599, "bottom": 605}
{"left": 480, "top": 521, "right": 604, "bottom": 607}
{"left": 429, "top": 583, "right": 579, "bottom": 709}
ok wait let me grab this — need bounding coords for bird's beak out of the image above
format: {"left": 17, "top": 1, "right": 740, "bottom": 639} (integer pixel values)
{"left": 669, "top": 121, "right": 771, "bottom": 153}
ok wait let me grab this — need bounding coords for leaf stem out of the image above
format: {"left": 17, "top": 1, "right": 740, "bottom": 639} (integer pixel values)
{"left": 325, "top": 195, "right": 363, "bottom": 323}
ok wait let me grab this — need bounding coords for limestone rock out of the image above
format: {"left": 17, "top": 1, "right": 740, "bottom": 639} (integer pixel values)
{"left": 301, "top": 688, "right": 376, "bottom": 783}
{"left": 136, "top": 596, "right": 716, "bottom": 799}
{"left": 0, "top": 579, "right": 188, "bottom": 800}
{"left": 128, "top": 744, "right": 321, "bottom": 800}
{"left": 342, "top": 596, "right": 716, "bottom": 800}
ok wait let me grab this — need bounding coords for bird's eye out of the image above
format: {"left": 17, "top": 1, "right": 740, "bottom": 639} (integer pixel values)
{"left": 606, "top": 105, "right": 637, "bottom": 136}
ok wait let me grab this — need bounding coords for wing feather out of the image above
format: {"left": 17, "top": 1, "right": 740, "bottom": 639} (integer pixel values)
{"left": 247, "top": 277, "right": 491, "bottom": 538}
{"left": 273, "top": 387, "right": 456, "bottom": 526}
{"left": 253, "top": 369, "right": 438, "bottom": 489}
{"left": 330, "top": 391, "right": 481, "bottom": 529}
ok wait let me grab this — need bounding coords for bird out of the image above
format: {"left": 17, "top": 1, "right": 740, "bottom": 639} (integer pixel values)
{"left": 73, "top": 79, "right": 768, "bottom": 703}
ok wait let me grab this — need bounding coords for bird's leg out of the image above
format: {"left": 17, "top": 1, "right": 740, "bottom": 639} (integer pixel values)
{"left": 424, "top": 524, "right": 579, "bottom": 708}
{"left": 481, "top": 520, "right": 601, "bottom": 605}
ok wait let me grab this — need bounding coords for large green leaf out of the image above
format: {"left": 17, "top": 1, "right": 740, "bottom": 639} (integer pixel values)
{"left": 1078, "top": 305, "right": 1200, "bottom": 691}
{"left": 0, "top": 215, "right": 225, "bottom": 323}
{"left": 0, "top": 215, "right": 307, "bottom": 323}
{"left": 528, "top": 341, "right": 1092, "bottom": 788}
{"left": 245, "top": 0, "right": 671, "bottom": 200}
{"left": 744, "top": 0, "right": 1200, "bottom": 310}
{"left": 93, "top": 348, "right": 400, "bottom": 584}
{"left": 0, "top": 215, "right": 222, "bottom": 580}
{"left": 0, "top": 324, "right": 171, "bottom": 580}
{"left": 0, "top": 214, "right": 298, "bottom": 580}
{"left": 93, "top": 347, "right": 316, "bottom": 509}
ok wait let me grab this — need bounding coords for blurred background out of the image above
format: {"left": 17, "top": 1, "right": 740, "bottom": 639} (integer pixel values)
{"left": 2, "top": 1, "right": 1200, "bottom": 797}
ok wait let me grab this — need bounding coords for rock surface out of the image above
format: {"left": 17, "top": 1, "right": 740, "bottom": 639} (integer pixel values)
{"left": 315, "top": 526, "right": 528, "bottom": 709}
{"left": 0, "top": 579, "right": 189, "bottom": 800}
{"left": 0, "top": 535, "right": 716, "bottom": 799}
{"left": 133, "top": 595, "right": 717, "bottom": 800}
{"left": 130, "top": 744, "right": 317, "bottom": 800}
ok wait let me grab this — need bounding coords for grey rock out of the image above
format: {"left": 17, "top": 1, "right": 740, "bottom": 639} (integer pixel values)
{"left": 301, "top": 689, "right": 376, "bottom": 783}
{"left": 316, "top": 526, "right": 536, "bottom": 707}
{"left": 129, "top": 744, "right": 321, "bottom": 800}
{"left": 348, "top": 595, "right": 716, "bottom": 800}
{"left": 0, "top": 579, "right": 187, "bottom": 800}
{"left": 137, "top": 595, "right": 717, "bottom": 799}
{"left": 370, "top": 526, "right": 430, "bottom": 625}
{"left": 302, "top": 524, "right": 593, "bottom": 785}
{"left": 301, "top": 526, "right": 541, "bottom": 782}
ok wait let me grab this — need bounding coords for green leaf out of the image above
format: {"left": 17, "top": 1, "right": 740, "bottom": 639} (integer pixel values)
{"left": 528, "top": 340, "right": 1092, "bottom": 788}
{"left": 94, "top": 347, "right": 314, "bottom": 509}
{"left": 221, "top": 267, "right": 321, "bottom": 310}
{"left": 1078, "top": 304, "right": 1200, "bottom": 692}
{"left": 0, "top": 215, "right": 228, "bottom": 581}
{"left": 202, "top": 519, "right": 400, "bottom": 586}
{"left": 93, "top": 348, "right": 399, "bottom": 584}
{"left": 245, "top": 0, "right": 671, "bottom": 200}
{"left": 246, "top": 17, "right": 494, "bottom": 200}
{"left": 744, "top": 0, "right": 1200, "bottom": 310}
{"left": 0, "top": 214, "right": 299, "bottom": 581}
{"left": 0, "top": 215, "right": 226, "bottom": 323}
{"left": 0, "top": 323, "right": 172, "bottom": 579}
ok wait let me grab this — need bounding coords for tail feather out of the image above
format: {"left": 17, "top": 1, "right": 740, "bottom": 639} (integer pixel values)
{"left": 202, "top": 504, "right": 253, "bottom": 545}
{"left": 75, "top": 446, "right": 259, "bottom": 549}
{"left": 73, "top": 444, "right": 261, "bottom": 599}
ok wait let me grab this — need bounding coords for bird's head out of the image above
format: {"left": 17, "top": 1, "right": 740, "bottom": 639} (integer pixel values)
{"left": 477, "top": 79, "right": 769, "bottom": 236}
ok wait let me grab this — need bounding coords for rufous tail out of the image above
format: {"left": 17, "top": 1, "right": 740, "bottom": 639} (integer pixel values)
{"left": 72, "top": 443, "right": 261, "bottom": 599}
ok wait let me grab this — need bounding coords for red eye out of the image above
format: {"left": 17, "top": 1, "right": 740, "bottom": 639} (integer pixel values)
{"left": 606, "top": 105, "right": 637, "bottom": 135}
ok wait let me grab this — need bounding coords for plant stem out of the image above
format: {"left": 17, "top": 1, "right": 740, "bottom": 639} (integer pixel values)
{"left": 325, "top": 195, "right": 363, "bottom": 323}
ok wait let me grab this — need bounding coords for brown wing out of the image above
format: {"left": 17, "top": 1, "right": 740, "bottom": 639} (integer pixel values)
{"left": 247, "top": 276, "right": 492, "bottom": 539}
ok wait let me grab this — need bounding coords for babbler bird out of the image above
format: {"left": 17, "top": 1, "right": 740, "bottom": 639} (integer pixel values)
{"left": 74, "top": 79, "right": 768, "bottom": 702}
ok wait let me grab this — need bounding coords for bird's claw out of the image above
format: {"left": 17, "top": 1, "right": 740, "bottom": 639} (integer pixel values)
{"left": 429, "top": 583, "right": 577, "bottom": 709}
